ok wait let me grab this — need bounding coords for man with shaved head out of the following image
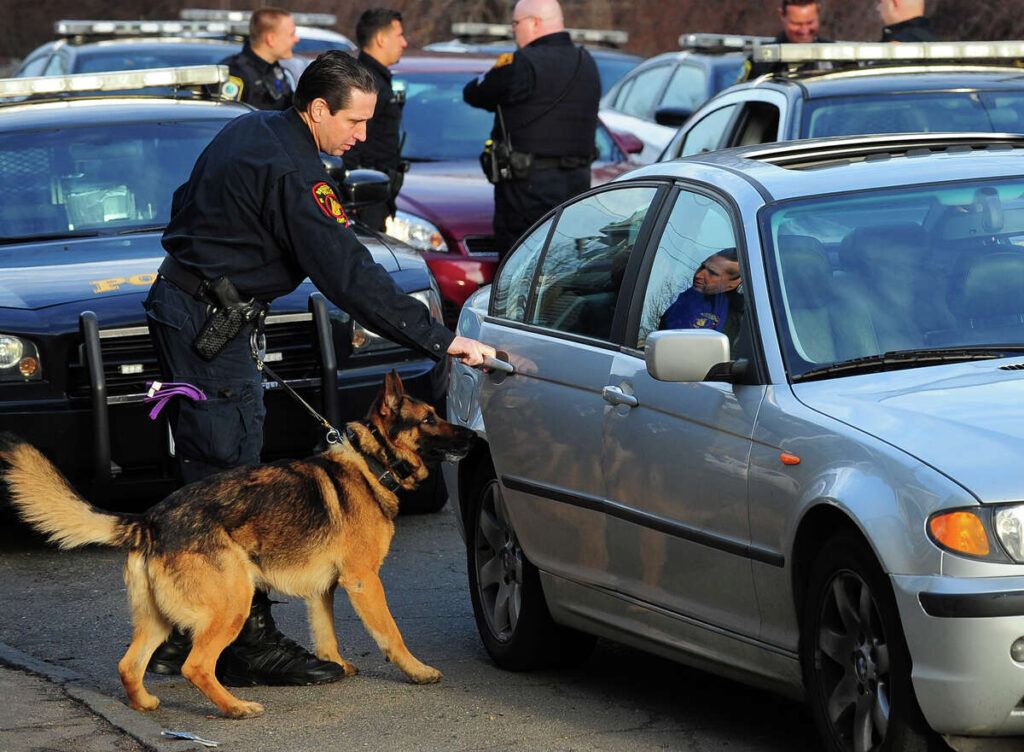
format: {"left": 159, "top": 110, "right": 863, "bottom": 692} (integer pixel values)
{"left": 878, "top": 0, "right": 938, "bottom": 42}
{"left": 464, "top": 0, "right": 600, "bottom": 259}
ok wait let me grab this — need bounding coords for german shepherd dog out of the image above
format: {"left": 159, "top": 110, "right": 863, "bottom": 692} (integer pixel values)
{"left": 0, "top": 371, "right": 475, "bottom": 719}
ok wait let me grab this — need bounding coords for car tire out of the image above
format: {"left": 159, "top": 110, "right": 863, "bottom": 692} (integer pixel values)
{"left": 398, "top": 466, "right": 448, "bottom": 515}
{"left": 467, "top": 465, "right": 595, "bottom": 671}
{"left": 800, "top": 533, "right": 944, "bottom": 752}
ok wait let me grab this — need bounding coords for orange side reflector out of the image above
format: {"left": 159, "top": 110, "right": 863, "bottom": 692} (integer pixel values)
{"left": 780, "top": 453, "right": 801, "bottom": 465}
{"left": 930, "top": 512, "right": 990, "bottom": 557}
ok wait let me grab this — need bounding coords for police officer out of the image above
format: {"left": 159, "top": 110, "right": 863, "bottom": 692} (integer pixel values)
{"left": 144, "top": 51, "right": 494, "bottom": 687}
{"left": 463, "top": 0, "right": 600, "bottom": 260}
{"left": 738, "top": 0, "right": 832, "bottom": 81}
{"left": 220, "top": 7, "right": 299, "bottom": 111}
{"left": 878, "top": 0, "right": 938, "bottom": 42}
{"left": 343, "top": 8, "right": 408, "bottom": 230}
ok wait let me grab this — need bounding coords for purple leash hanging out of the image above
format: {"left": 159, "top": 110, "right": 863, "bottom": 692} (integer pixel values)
{"left": 144, "top": 381, "right": 208, "bottom": 420}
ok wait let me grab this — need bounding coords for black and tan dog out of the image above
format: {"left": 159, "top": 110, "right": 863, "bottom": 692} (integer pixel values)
{"left": 0, "top": 371, "right": 474, "bottom": 719}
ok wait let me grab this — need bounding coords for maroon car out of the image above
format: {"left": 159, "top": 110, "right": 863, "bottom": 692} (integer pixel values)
{"left": 387, "top": 52, "right": 642, "bottom": 324}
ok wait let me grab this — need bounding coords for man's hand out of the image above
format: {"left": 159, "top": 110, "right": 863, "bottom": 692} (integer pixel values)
{"left": 447, "top": 336, "right": 496, "bottom": 367}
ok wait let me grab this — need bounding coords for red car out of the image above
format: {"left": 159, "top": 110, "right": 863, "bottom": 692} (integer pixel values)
{"left": 387, "top": 52, "right": 642, "bottom": 324}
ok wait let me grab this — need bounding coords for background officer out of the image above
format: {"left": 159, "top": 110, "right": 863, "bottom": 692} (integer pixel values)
{"left": 739, "top": 0, "right": 831, "bottom": 80}
{"left": 145, "top": 51, "right": 494, "bottom": 688}
{"left": 878, "top": 0, "right": 938, "bottom": 41}
{"left": 343, "top": 8, "right": 409, "bottom": 230}
{"left": 220, "top": 7, "right": 299, "bottom": 110}
{"left": 463, "top": 0, "right": 600, "bottom": 260}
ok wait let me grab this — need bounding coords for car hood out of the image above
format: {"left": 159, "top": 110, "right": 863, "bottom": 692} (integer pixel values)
{"left": 794, "top": 359, "right": 1024, "bottom": 503}
{"left": 0, "top": 233, "right": 409, "bottom": 310}
{"left": 396, "top": 161, "right": 495, "bottom": 238}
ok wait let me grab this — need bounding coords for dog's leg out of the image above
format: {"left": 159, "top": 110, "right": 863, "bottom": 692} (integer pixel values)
{"left": 182, "top": 606, "right": 264, "bottom": 719}
{"left": 307, "top": 585, "right": 358, "bottom": 676}
{"left": 118, "top": 552, "right": 168, "bottom": 711}
{"left": 340, "top": 571, "right": 442, "bottom": 684}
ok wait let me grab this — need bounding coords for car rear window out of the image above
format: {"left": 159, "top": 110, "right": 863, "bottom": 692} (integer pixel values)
{"left": 393, "top": 71, "right": 495, "bottom": 161}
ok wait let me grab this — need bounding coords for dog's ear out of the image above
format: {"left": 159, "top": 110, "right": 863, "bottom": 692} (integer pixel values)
{"left": 380, "top": 369, "right": 404, "bottom": 414}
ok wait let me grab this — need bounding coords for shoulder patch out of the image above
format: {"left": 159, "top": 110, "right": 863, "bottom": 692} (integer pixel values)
{"left": 221, "top": 76, "right": 243, "bottom": 101}
{"left": 312, "top": 182, "right": 349, "bottom": 227}
{"left": 494, "top": 52, "right": 515, "bottom": 69}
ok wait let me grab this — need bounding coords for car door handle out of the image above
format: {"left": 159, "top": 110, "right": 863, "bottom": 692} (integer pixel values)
{"left": 602, "top": 385, "right": 638, "bottom": 407}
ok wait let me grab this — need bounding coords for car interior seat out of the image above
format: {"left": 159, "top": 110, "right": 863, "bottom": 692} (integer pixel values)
{"left": 948, "top": 250, "right": 1024, "bottom": 332}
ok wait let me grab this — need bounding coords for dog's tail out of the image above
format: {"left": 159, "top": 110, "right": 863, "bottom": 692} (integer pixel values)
{"left": 0, "top": 432, "right": 146, "bottom": 550}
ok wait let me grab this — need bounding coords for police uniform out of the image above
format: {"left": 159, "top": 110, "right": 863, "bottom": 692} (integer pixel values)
{"left": 738, "top": 32, "right": 834, "bottom": 81}
{"left": 147, "top": 107, "right": 452, "bottom": 484}
{"left": 343, "top": 50, "right": 406, "bottom": 230}
{"left": 220, "top": 41, "right": 294, "bottom": 111}
{"left": 464, "top": 32, "right": 600, "bottom": 258}
{"left": 882, "top": 16, "right": 938, "bottom": 42}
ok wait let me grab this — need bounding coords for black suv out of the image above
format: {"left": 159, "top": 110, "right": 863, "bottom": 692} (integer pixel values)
{"left": 0, "top": 66, "right": 450, "bottom": 511}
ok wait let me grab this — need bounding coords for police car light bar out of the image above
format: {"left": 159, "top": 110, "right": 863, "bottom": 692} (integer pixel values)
{"left": 679, "top": 33, "right": 774, "bottom": 51}
{"left": 180, "top": 9, "right": 338, "bottom": 28}
{"left": 54, "top": 19, "right": 233, "bottom": 37}
{"left": 450, "top": 22, "right": 628, "bottom": 46}
{"left": 752, "top": 40, "right": 1024, "bottom": 64}
{"left": 0, "top": 65, "right": 228, "bottom": 99}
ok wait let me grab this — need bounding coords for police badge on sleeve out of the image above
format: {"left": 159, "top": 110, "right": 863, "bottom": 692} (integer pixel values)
{"left": 312, "top": 182, "right": 349, "bottom": 227}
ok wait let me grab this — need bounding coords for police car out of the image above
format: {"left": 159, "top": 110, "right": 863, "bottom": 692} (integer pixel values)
{"left": 0, "top": 66, "right": 451, "bottom": 511}
{"left": 660, "top": 40, "right": 1024, "bottom": 160}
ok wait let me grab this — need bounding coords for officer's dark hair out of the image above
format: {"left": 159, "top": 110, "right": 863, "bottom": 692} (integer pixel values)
{"left": 250, "top": 7, "right": 291, "bottom": 43}
{"left": 781, "top": 0, "right": 818, "bottom": 8}
{"left": 716, "top": 248, "right": 738, "bottom": 263}
{"left": 355, "top": 8, "right": 403, "bottom": 49}
{"left": 293, "top": 50, "right": 378, "bottom": 113}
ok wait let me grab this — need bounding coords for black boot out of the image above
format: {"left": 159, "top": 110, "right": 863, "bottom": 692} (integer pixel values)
{"left": 215, "top": 591, "right": 348, "bottom": 687}
{"left": 147, "top": 626, "right": 191, "bottom": 675}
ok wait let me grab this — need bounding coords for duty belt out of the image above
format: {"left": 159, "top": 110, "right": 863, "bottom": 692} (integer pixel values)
{"left": 530, "top": 155, "right": 591, "bottom": 171}
{"left": 157, "top": 255, "right": 216, "bottom": 304}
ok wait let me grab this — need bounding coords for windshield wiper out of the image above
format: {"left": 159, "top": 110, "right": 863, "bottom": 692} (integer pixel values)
{"left": 404, "top": 157, "right": 441, "bottom": 163}
{"left": 0, "top": 230, "right": 102, "bottom": 245}
{"left": 794, "top": 346, "right": 1024, "bottom": 382}
{"left": 115, "top": 225, "right": 167, "bottom": 236}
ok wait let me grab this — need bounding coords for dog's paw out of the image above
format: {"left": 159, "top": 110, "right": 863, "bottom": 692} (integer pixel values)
{"left": 225, "top": 700, "right": 264, "bottom": 719}
{"left": 410, "top": 666, "right": 442, "bottom": 684}
{"left": 130, "top": 694, "right": 160, "bottom": 712}
{"left": 341, "top": 661, "right": 359, "bottom": 677}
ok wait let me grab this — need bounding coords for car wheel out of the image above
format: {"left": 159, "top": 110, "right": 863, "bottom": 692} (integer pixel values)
{"left": 467, "top": 468, "right": 595, "bottom": 670}
{"left": 801, "top": 533, "right": 943, "bottom": 752}
{"left": 398, "top": 466, "right": 448, "bottom": 515}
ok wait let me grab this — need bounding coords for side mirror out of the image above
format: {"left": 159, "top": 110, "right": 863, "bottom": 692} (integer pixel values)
{"left": 654, "top": 106, "right": 693, "bottom": 127}
{"left": 341, "top": 169, "right": 391, "bottom": 208}
{"left": 645, "top": 329, "right": 731, "bottom": 382}
{"left": 616, "top": 131, "right": 645, "bottom": 155}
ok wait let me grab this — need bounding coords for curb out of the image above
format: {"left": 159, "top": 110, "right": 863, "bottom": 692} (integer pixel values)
{"left": 0, "top": 641, "right": 203, "bottom": 751}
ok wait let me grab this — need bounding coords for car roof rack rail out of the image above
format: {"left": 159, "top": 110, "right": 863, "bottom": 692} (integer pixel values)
{"left": 752, "top": 39, "right": 1024, "bottom": 69}
{"left": 679, "top": 33, "right": 774, "bottom": 54}
{"left": 449, "top": 22, "right": 628, "bottom": 48}
{"left": 0, "top": 64, "right": 230, "bottom": 101}
{"left": 741, "top": 132, "right": 1024, "bottom": 169}
{"left": 180, "top": 9, "right": 338, "bottom": 28}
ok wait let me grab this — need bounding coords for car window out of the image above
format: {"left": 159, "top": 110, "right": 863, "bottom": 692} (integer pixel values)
{"left": 0, "top": 120, "right": 231, "bottom": 243}
{"left": 529, "top": 187, "right": 657, "bottom": 340}
{"left": 730, "top": 102, "right": 780, "bottom": 146}
{"left": 491, "top": 217, "right": 552, "bottom": 322}
{"left": 17, "top": 53, "right": 50, "bottom": 78}
{"left": 595, "top": 56, "right": 642, "bottom": 96}
{"left": 638, "top": 189, "right": 739, "bottom": 347}
{"left": 617, "top": 64, "right": 671, "bottom": 118}
{"left": 42, "top": 54, "right": 67, "bottom": 76}
{"left": 393, "top": 72, "right": 495, "bottom": 161}
{"left": 73, "top": 47, "right": 240, "bottom": 74}
{"left": 660, "top": 63, "right": 706, "bottom": 111}
{"left": 679, "top": 104, "right": 738, "bottom": 157}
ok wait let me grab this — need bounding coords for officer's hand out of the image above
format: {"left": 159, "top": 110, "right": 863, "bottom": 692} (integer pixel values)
{"left": 447, "top": 336, "right": 496, "bottom": 367}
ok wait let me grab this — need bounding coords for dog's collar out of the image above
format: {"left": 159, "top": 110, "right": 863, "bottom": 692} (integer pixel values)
{"left": 344, "top": 424, "right": 416, "bottom": 493}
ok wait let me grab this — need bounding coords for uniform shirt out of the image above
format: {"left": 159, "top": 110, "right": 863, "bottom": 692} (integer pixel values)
{"left": 343, "top": 51, "right": 404, "bottom": 172}
{"left": 882, "top": 16, "right": 938, "bottom": 42}
{"left": 161, "top": 107, "right": 452, "bottom": 360}
{"left": 463, "top": 32, "right": 600, "bottom": 159}
{"left": 220, "top": 42, "right": 294, "bottom": 111}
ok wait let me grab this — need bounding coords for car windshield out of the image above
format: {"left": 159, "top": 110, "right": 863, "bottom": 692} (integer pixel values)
{"left": 74, "top": 46, "right": 239, "bottom": 73}
{"left": 394, "top": 71, "right": 495, "bottom": 161}
{"left": 0, "top": 120, "right": 229, "bottom": 243}
{"left": 762, "top": 177, "right": 1024, "bottom": 379}
{"left": 802, "top": 90, "right": 1024, "bottom": 138}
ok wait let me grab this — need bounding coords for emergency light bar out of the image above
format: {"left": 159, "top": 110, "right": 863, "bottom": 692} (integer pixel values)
{"left": 54, "top": 19, "right": 233, "bottom": 37}
{"left": 450, "top": 22, "right": 628, "bottom": 47}
{"left": 753, "top": 40, "right": 1024, "bottom": 64}
{"left": 0, "top": 65, "right": 228, "bottom": 99}
{"left": 679, "top": 33, "right": 773, "bottom": 52}
{"left": 180, "top": 9, "right": 338, "bottom": 28}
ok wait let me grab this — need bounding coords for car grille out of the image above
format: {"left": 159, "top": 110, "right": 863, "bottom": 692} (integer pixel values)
{"left": 67, "top": 316, "right": 323, "bottom": 400}
{"left": 462, "top": 234, "right": 497, "bottom": 255}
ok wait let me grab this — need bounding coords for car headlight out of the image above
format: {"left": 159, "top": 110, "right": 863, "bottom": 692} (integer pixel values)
{"left": 994, "top": 505, "right": 1024, "bottom": 563}
{"left": 385, "top": 210, "right": 448, "bottom": 252}
{"left": 351, "top": 288, "right": 445, "bottom": 354}
{"left": 0, "top": 334, "right": 42, "bottom": 381}
{"left": 928, "top": 505, "right": 1024, "bottom": 563}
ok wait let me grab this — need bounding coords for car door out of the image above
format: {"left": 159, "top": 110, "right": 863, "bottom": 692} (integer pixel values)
{"left": 476, "top": 183, "right": 666, "bottom": 580}
{"left": 600, "top": 185, "right": 767, "bottom": 638}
